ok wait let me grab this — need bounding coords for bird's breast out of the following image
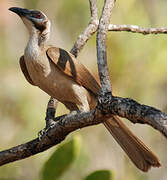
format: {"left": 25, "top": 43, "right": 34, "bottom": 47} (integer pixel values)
{"left": 24, "top": 54, "right": 51, "bottom": 84}
{"left": 24, "top": 55, "right": 93, "bottom": 107}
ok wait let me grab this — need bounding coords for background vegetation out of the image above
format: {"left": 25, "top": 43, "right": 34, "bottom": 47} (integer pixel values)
{"left": 0, "top": 0, "right": 167, "bottom": 179}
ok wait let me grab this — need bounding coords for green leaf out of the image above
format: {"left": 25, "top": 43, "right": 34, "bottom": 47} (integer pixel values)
{"left": 84, "top": 170, "right": 114, "bottom": 180}
{"left": 42, "top": 135, "right": 81, "bottom": 180}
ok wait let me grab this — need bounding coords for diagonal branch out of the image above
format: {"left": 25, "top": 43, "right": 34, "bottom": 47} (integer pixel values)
{"left": 108, "top": 24, "right": 167, "bottom": 35}
{"left": 0, "top": 110, "right": 102, "bottom": 166}
{"left": 70, "top": 0, "right": 99, "bottom": 57}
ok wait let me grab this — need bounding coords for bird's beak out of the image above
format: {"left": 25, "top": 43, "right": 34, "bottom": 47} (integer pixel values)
{"left": 9, "top": 7, "right": 30, "bottom": 17}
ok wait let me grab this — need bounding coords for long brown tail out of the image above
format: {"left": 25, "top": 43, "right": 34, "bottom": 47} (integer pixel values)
{"left": 103, "top": 116, "right": 161, "bottom": 172}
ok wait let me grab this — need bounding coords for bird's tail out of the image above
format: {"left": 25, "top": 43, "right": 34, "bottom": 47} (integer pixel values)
{"left": 103, "top": 116, "right": 161, "bottom": 172}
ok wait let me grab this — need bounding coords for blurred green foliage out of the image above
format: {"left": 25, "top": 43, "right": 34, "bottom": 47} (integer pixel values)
{"left": 84, "top": 170, "right": 114, "bottom": 180}
{"left": 1, "top": 0, "right": 167, "bottom": 180}
{"left": 55, "top": 0, "right": 89, "bottom": 37}
{"left": 24, "top": 0, "right": 39, "bottom": 9}
{"left": 41, "top": 136, "right": 114, "bottom": 180}
{"left": 42, "top": 136, "right": 82, "bottom": 180}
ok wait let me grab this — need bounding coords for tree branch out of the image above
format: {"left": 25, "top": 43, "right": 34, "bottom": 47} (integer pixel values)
{"left": 98, "top": 94, "right": 167, "bottom": 137}
{"left": 70, "top": 0, "right": 99, "bottom": 57}
{"left": 96, "top": 0, "right": 115, "bottom": 92}
{"left": 1, "top": 96, "right": 167, "bottom": 166}
{"left": 108, "top": 24, "right": 167, "bottom": 35}
{"left": 0, "top": 110, "right": 103, "bottom": 166}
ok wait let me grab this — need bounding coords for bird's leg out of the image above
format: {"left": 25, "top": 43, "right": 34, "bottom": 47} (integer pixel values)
{"left": 45, "top": 97, "right": 58, "bottom": 128}
{"left": 38, "top": 97, "right": 58, "bottom": 139}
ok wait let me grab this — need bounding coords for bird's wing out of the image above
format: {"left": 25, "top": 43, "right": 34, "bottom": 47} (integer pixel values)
{"left": 47, "top": 47, "right": 101, "bottom": 96}
{"left": 19, "top": 56, "right": 36, "bottom": 86}
{"left": 47, "top": 48, "right": 161, "bottom": 171}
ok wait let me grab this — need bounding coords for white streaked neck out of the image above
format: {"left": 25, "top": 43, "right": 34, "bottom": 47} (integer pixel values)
{"left": 25, "top": 30, "right": 41, "bottom": 60}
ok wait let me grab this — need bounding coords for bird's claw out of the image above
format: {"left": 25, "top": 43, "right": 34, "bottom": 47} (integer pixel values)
{"left": 38, "top": 128, "right": 47, "bottom": 140}
{"left": 38, "top": 119, "right": 56, "bottom": 140}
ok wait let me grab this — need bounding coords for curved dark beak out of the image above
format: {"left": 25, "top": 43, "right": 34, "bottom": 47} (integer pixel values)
{"left": 9, "top": 7, "right": 30, "bottom": 17}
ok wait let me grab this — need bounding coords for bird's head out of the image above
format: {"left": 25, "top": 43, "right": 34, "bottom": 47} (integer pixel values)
{"left": 9, "top": 7, "right": 51, "bottom": 43}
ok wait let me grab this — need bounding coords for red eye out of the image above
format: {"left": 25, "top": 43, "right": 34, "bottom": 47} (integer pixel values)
{"left": 37, "top": 13, "right": 42, "bottom": 19}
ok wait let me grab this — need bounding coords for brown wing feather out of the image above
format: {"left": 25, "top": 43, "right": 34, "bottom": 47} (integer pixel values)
{"left": 19, "top": 56, "right": 36, "bottom": 86}
{"left": 47, "top": 47, "right": 101, "bottom": 96}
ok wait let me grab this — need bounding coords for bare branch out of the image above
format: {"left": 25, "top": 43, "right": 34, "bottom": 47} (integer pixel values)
{"left": 98, "top": 93, "right": 167, "bottom": 138}
{"left": 108, "top": 24, "right": 167, "bottom": 35}
{"left": 0, "top": 110, "right": 107, "bottom": 166}
{"left": 70, "top": 0, "right": 99, "bottom": 57}
{"left": 1, "top": 96, "right": 167, "bottom": 166}
{"left": 96, "top": 0, "right": 115, "bottom": 92}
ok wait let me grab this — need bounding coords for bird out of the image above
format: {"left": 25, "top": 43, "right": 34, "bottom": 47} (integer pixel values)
{"left": 9, "top": 7, "right": 161, "bottom": 172}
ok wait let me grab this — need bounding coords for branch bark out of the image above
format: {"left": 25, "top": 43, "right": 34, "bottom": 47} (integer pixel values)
{"left": 108, "top": 24, "right": 167, "bottom": 35}
{"left": 96, "top": 0, "right": 115, "bottom": 92}
{"left": 98, "top": 94, "right": 167, "bottom": 137}
{"left": 0, "top": 110, "right": 104, "bottom": 166}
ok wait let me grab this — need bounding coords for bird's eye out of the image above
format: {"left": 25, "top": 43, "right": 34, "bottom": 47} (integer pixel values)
{"left": 37, "top": 13, "right": 42, "bottom": 19}
{"left": 30, "top": 11, "right": 43, "bottom": 19}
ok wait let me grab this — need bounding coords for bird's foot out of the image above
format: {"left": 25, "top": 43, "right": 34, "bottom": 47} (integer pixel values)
{"left": 38, "top": 119, "right": 56, "bottom": 140}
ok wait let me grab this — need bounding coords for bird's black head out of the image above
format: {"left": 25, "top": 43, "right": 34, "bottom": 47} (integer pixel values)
{"left": 9, "top": 7, "right": 50, "bottom": 33}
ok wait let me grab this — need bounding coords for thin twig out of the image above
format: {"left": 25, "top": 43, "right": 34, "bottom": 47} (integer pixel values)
{"left": 96, "top": 0, "right": 115, "bottom": 92}
{"left": 108, "top": 24, "right": 167, "bottom": 35}
{"left": 70, "top": 0, "right": 99, "bottom": 57}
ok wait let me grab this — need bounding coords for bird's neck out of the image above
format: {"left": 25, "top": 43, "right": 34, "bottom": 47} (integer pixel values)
{"left": 38, "top": 30, "right": 50, "bottom": 46}
{"left": 25, "top": 31, "right": 41, "bottom": 60}
{"left": 25, "top": 29, "right": 49, "bottom": 59}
